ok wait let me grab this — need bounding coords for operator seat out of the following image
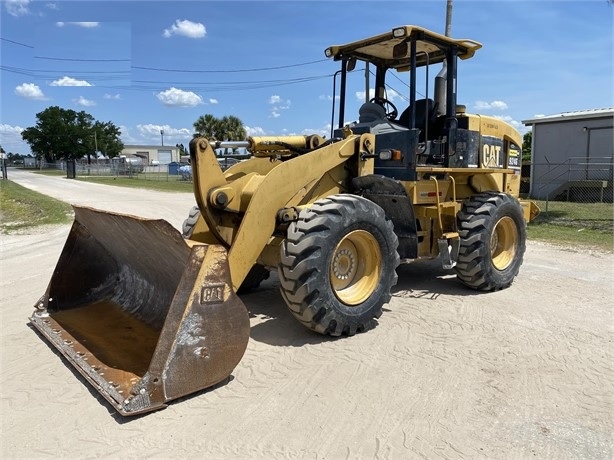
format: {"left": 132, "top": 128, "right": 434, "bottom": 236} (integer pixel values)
{"left": 397, "top": 98, "right": 437, "bottom": 140}
{"left": 344, "top": 102, "right": 408, "bottom": 136}
{"left": 358, "top": 102, "right": 387, "bottom": 123}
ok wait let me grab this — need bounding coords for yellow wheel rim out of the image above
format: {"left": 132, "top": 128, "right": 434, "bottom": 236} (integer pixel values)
{"left": 490, "top": 216, "right": 518, "bottom": 270}
{"left": 330, "top": 230, "right": 381, "bottom": 305}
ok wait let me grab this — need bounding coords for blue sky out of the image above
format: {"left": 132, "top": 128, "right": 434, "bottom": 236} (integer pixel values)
{"left": 1, "top": 0, "right": 613, "bottom": 154}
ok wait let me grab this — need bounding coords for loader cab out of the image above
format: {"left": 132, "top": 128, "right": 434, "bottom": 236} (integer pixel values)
{"left": 325, "top": 25, "right": 482, "bottom": 180}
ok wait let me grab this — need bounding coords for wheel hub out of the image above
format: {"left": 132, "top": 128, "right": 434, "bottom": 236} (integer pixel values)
{"left": 332, "top": 248, "right": 356, "bottom": 281}
{"left": 491, "top": 216, "right": 518, "bottom": 271}
{"left": 330, "top": 230, "right": 381, "bottom": 306}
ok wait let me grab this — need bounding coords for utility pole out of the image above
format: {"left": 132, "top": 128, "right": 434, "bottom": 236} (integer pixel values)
{"left": 0, "top": 148, "right": 7, "bottom": 180}
{"left": 160, "top": 129, "right": 164, "bottom": 146}
{"left": 446, "top": 0, "right": 453, "bottom": 36}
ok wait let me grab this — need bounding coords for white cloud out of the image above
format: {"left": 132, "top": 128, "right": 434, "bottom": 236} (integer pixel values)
{"left": 50, "top": 76, "right": 93, "bottom": 86}
{"left": 493, "top": 115, "right": 526, "bottom": 133}
{"left": 245, "top": 126, "right": 266, "bottom": 137}
{"left": 474, "top": 100, "right": 508, "bottom": 111}
{"left": 103, "top": 93, "right": 122, "bottom": 100}
{"left": 55, "top": 21, "right": 99, "bottom": 28}
{"left": 355, "top": 89, "right": 375, "bottom": 101}
{"left": 0, "top": 124, "right": 27, "bottom": 153}
{"left": 0, "top": 123, "right": 25, "bottom": 138}
{"left": 208, "top": 98, "right": 218, "bottom": 104}
{"left": 356, "top": 88, "right": 403, "bottom": 103}
{"left": 163, "top": 19, "right": 206, "bottom": 39}
{"left": 319, "top": 94, "right": 340, "bottom": 101}
{"left": 46, "top": 3, "right": 58, "bottom": 10}
{"left": 15, "top": 83, "right": 47, "bottom": 100}
{"left": 5, "top": 0, "right": 30, "bottom": 17}
{"left": 136, "top": 124, "right": 191, "bottom": 142}
{"left": 74, "top": 96, "right": 96, "bottom": 107}
{"left": 301, "top": 124, "right": 331, "bottom": 139}
{"left": 120, "top": 124, "right": 193, "bottom": 146}
{"left": 156, "top": 87, "right": 204, "bottom": 107}
{"left": 119, "top": 125, "right": 139, "bottom": 145}
{"left": 268, "top": 94, "right": 291, "bottom": 118}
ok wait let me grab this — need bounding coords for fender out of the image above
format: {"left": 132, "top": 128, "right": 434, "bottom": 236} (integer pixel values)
{"left": 352, "top": 175, "right": 418, "bottom": 260}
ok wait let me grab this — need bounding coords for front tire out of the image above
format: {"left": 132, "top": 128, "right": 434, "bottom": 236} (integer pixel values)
{"left": 181, "top": 205, "right": 200, "bottom": 238}
{"left": 454, "top": 192, "right": 526, "bottom": 291}
{"left": 279, "top": 195, "right": 399, "bottom": 336}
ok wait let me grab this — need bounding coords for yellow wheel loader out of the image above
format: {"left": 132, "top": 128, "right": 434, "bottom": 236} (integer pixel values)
{"left": 30, "top": 25, "right": 539, "bottom": 416}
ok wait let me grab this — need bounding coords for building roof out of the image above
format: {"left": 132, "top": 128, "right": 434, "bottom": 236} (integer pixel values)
{"left": 522, "top": 108, "right": 614, "bottom": 126}
{"left": 123, "top": 144, "right": 179, "bottom": 150}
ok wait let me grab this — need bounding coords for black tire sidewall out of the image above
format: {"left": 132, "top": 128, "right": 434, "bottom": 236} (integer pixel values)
{"left": 484, "top": 198, "right": 526, "bottom": 285}
{"left": 456, "top": 192, "right": 526, "bottom": 290}
{"left": 280, "top": 195, "right": 399, "bottom": 335}
{"left": 310, "top": 218, "right": 396, "bottom": 320}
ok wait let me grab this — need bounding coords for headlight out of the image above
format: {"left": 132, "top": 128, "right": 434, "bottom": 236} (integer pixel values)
{"left": 392, "top": 27, "right": 406, "bottom": 38}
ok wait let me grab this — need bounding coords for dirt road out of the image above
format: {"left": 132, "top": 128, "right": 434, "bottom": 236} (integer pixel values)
{"left": 2, "top": 170, "right": 612, "bottom": 459}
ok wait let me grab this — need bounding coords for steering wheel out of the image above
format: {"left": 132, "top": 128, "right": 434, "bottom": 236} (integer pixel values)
{"left": 369, "top": 97, "right": 398, "bottom": 120}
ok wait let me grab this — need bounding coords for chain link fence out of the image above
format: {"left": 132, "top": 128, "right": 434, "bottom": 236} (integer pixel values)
{"left": 25, "top": 157, "right": 245, "bottom": 182}
{"left": 524, "top": 156, "right": 613, "bottom": 234}
{"left": 25, "top": 159, "right": 192, "bottom": 183}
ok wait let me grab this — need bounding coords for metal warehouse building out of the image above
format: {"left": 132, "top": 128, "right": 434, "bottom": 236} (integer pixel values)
{"left": 121, "top": 144, "right": 181, "bottom": 165}
{"left": 522, "top": 108, "right": 613, "bottom": 202}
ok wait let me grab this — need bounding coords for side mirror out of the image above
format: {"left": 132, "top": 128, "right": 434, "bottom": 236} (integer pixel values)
{"left": 346, "top": 57, "right": 357, "bottom": 72}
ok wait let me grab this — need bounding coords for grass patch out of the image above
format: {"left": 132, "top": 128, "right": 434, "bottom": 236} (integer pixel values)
{"left": 527, "top": 201, "right": 613, "bottom": 252}
{"left": 33, "top": 170, "right": 193, "bottom": 192}
{"left": 34, "top": 169, "right": 65, "bottom": 176}
{"left": 76, "top": 175, "right": 194, "bottom": 192}
{"left": 0, "top": 180, "right": 73, "bottom": 233}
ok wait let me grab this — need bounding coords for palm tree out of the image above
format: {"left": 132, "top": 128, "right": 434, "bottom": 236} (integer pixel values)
{"left": 193, "top": 114, "right": 220, "bottom": 139}
{"left": 220, "top": 115, "right": 247, "bottom": 141}
{"left": 193, "top": 114, "right": 247, "bottom": 155}
{"left": 219, "top": 115, "right": 247, "bottom": 154}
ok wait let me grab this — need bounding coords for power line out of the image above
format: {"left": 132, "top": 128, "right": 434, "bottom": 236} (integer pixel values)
{"left": 1, "top": 65, "right": 129, "bottom": 75}
{"left": 0, "top": 37, "right": 34, "bottom": 48}
{"left": 0, "top": 64, "right": 330, "bottom": 88}
{"left": 122, "top": 75, "right": 332, "bottom": 92}
{"left": 35, "top": 56, "right": 130, "bottom": 62}
{"left": 132, "top": 59, "right": 328, "bottom": 73}
{"left": 131, "top": 74, "right": 331, "bottom": 86}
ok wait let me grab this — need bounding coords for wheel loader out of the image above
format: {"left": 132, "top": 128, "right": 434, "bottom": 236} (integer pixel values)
{"left": 30, "top": 25, "right": 539, "bottom": 416}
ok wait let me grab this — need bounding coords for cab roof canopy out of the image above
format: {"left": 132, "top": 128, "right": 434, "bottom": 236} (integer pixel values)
{"left": 325, "top": 25, "right": 482, "bottom": 70}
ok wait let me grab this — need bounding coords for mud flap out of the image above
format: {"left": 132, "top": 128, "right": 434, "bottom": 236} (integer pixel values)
{"left": 30, "top": 206, "right": 250, "bottom": 416}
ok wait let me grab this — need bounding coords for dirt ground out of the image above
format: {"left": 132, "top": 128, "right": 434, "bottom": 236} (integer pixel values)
{"left": 2, "top": 169, "right": 613, "bottom": 459}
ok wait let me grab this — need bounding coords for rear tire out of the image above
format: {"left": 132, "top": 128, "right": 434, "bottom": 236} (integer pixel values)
{"left": 279, "top": 195, "right": 399, "bottom": 336}
{"left": 182, "top": 206, "right": 270, "bottom": 293}
{"left": 454, "top": 192, "right": 526, "bottom": 291}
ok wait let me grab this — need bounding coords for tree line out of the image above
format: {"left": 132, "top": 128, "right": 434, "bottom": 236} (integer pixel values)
{"left": 20, "top": 106, "right": 248, "bottom": 163}
{"left": 22, "top": 106, "right": 123, "bottom": 163}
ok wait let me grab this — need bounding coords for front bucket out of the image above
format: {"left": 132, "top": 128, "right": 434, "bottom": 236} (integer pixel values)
{"left": 30, "top": 206, "right": 250, "bottom": 416}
